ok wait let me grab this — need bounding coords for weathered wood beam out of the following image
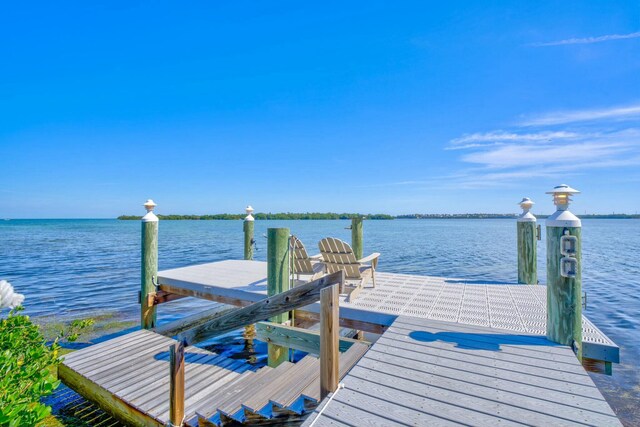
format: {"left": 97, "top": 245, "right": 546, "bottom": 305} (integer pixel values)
{"left": 169, "top": 342, "right": 185, "bottom": 427}
{"left": 255, "top": 322, "right": 367, "bottom": 354}
{"left": 154, "top": 290, "right": 188, "bottom": 305}
{"left": 157, "top": 283, "right": 257, "bottom": 307}
{"left": 294, "top": 310, "right": 389, "bottom": 335}
{"left": 320, "top": 284, "right": 339, "bottom": 399}
{"left": 175, "top": 271, "right": 344, "bottom": 346}
{"left": 154, "top": 304, "right": 235, "bottom": 337}
{"left": 57, "top": 364, "right": 163, "bottom": 427}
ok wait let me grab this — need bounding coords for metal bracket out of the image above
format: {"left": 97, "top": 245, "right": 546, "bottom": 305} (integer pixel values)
{"left": 582, "top": 291, "right": 588, "bottom": 309}
{"left": 536, "top": 224, "right": 541, "bottom": 241}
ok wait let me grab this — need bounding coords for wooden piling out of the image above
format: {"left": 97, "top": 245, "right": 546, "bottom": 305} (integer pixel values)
{"left": 243, "top": 207, "right": 255, "bottom": 260}
{"left": 545, "top": 185, "right": 583, "bottom": 360}
{"left": 169, "top": 341, "right": 185, "bottom": 427}
{"left": 546, "top": 226, "right": 582, "bottom": 359}
{"left": 320, "top": 284, "right": 339, "bottom": 400}
{"left": 351, "top": 217, "right": 363, "bottom": 260}
{"left": 141, "top": 200, "right": 158, "bottom": 330}
{"left": 267, "top": 228, "right": 290, "bottom": 367}
{"left": 517, "top": 221, "right": 537, "bottom": 284}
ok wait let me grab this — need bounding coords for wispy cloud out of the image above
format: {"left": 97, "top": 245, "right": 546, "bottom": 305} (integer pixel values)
{"left": 441, "top": 107, "right": 640, "bottom": 188}
{"left": 530, "top": 31, "right": 640, "bottom": 47}
{"left": 461, "top": 141, "right": 631, "bottom": 168}
{"left": 448, "top": 130, "right": 580, "bottom": 149}
{"left": 520, "top": 104, "right": 640, "bottom": 126}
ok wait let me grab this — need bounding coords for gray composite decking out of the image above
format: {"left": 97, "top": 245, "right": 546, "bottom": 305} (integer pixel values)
{"left": 302, "top": 315, "right": 622, "bottom": 427}
{"left": 157, "top": 260, "right": 618, "bottom": 364}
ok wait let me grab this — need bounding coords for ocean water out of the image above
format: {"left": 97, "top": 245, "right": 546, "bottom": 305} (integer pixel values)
{"left": 0, "top": 218, "right": 638, "bottom": 424}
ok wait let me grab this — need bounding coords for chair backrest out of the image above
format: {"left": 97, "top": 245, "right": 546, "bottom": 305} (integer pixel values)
{"left": 291, "top": 236, "right": 314, "bottom": 275}
{"left": 318, "top": 237, "right": 361, "bottom": 279}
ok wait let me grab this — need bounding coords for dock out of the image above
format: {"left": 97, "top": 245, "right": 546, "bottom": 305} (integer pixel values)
{"left": 303, "top": 316, "right": 622, "bottom": 427}
{"left": 157, "top": 260, "right": 618, "bottom": 366}
{"left": 57, "top": 199, "right": 623, "bottom": 426}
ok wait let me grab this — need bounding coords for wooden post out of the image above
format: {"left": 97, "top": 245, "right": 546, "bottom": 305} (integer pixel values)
{"left": 267, "top": 228, "right": 290, "bottom": 367}
{"left": 141, "top": 199, "right": 158, "bottom": 329}
{"left": 545, "top": 185, "right": 582, "bottom": 360}
{"left": 351, "top": 217, "right": 363, "bottom": 260}
{"left": 517, "top": 198, "right": 537, "bottom": 285}
{"left": 169, "top": 341, "right": 185, "bottom": 427}
{"left": 243, "top": 205, "right": 255, "bottom": 260}
{"left": 320, "top": 283, "right": 339, "bottom": 399}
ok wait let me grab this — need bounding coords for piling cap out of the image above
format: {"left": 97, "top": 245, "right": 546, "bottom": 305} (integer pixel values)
{"left": 245, "top": 205, "right": 255, "bottom": 221}
{"left": 517, "top": 198, "right": 536, "bottom": 222}
{"left": 546, "top": 184, "right": 580, "bottom": 196}
{"left": 546, "top": 184, "right": 581, "bottom": 227}
{"left": 518, "top": 197, "right": 535, "bottom": 209}
{"left": 546, "top": 184, "right": 580, "bottom": 210}
{"left": 143, "top": 199, "right": 157, "bottom": 212}
{"left": 142, "top": 199, "right": 158, "bottom": 222}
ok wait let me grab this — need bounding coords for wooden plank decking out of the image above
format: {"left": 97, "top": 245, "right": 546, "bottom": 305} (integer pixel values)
{"left": 303, "top": 315, "right": 622, "bottom": 427}
{"left": 59, "top": 328, "right": 369, "bottom": 427}
{"left": 59, "top": 329, "right": 254, "bottom": 426}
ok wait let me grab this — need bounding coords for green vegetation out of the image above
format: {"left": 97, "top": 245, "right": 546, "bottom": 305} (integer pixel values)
{"left": 0, "top": 307, "right": 93, "bottom": 427}
{"left": 118, "top": 212, "right": 395, "bottom": 220}
{"left": 120, "top": 213, "right": 639, "bottom": 220}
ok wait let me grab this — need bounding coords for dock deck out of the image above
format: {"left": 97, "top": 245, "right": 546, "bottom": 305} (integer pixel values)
{"left": 59, "top": 259, "right": 621, "bottom": 426}
{"left": 157, "top": 260, "right": 618, "bottom": 365}
{"left": 302, "top": 315, "right": 622, "bottom": 427}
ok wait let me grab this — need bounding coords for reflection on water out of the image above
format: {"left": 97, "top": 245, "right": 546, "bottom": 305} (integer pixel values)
{"left": 2, "top": 219, "right": 639, "bottom": 426}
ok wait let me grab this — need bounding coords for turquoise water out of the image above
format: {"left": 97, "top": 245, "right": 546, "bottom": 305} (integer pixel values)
{"left": 1, "top": 219, "right": 638, "bottom": 424}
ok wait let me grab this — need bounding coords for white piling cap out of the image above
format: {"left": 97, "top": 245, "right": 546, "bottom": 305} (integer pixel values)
{"left": 517, "top": 198, "right": 536, "bottom": 222}
{"left": 546, "top": 184, "right": 580, "bottom": 196}
{"left": 142, "top": 199, "right": 158, "bottom": 222}
{"left": 518, "top": 197, "right": 535, "bottom": 208}
{"left": 245, "top": 205, "right": 255, "bottom": 221}
{"left": 143, "top": 199, "right": 157, "bottom": 211}
{"left": 546, "top": 184, "right": 581, "bottom": 227}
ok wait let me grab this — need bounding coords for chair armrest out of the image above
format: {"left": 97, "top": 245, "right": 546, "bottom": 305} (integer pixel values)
{"left": 358, "top": 252, "right": 380, "bottom": 264}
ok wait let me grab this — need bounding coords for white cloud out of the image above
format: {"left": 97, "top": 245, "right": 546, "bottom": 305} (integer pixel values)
{"left": 449, "top": 130, "right": 580, "bottom": 148}
{"left": 530, "top": 31, "right": 640, "bottom": 47}
{"left": 520, "top": 104, "right": 640, "bottom": 126}
{"left": 461, "top": 141, "right": 630, "bottom": 168}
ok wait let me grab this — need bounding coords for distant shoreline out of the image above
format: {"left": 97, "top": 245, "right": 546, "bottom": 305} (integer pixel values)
{"left": 116, "top": 213, "right": 640, "bottom": 220}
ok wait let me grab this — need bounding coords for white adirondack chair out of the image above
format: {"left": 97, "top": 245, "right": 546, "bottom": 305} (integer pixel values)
{"left": 291, "top": 236, "right": 325, "bottom": 284}
{"left": 317, "top": 237, "right": 380, "bottom": 301}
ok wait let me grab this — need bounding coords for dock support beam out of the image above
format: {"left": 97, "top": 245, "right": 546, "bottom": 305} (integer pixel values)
{"left": 351, "top": 217, "right": 363, "bottom": 260}
{"left": 545, "top": 185, "right": 582, "bottom": 360}
{"left": 320, "top": 284, "right": 339, "bottom": 400}
{"left": 243, "top": 205, "right": 255, "bottom": 260}
{"left": 141, "top": 200, "right": 158, "bottom": 330}
{"left": 169, "top": 341, "right": 185, "bottom": 427}
{"left": 517, "top": 198, "right": 537, "bottom": 285}
{"left": 267, "top": 228, "right": 290, "bottom": 367}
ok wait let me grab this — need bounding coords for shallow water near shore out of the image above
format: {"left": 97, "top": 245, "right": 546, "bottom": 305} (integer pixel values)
{"left": 1, "top": 218, "right": 639, "bottom": 425}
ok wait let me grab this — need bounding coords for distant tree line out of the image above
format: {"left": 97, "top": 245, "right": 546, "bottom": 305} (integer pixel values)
{"left": 117, "top": 212, "right": 395, "bottom": 220}
{"left": 118, "top": 212, "right": 639, "bottom": 220}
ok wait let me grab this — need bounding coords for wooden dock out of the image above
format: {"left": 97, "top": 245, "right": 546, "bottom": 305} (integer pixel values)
{"left": 157, "top": 260, "right": 618, "bottom": 367}
{"left": 303, "top": 316, "right": 622, "bottom": 427}
{"left": 60, "top": 329, "right": 368, "bottom": 426}
{"left": 59, "top": 259, "right": 622, "bottom": 426}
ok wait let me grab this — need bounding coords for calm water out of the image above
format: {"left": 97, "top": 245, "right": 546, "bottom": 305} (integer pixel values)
{"left": 1, "top": 219, "right": 638, "bottom": 424}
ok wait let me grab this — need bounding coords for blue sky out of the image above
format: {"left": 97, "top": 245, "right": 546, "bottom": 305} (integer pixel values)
{"left": 1, "top": 1, "right": 639, "bottom": 217}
